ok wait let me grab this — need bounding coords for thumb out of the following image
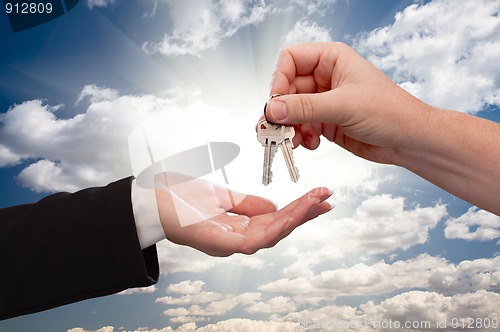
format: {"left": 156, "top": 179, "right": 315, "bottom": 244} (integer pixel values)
{"left": 266, "top": 91, "right": 347, "bottom": 125}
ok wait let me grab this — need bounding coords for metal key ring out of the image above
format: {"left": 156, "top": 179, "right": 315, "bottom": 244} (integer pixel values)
{"left": 263, "top": 94, "right": 283, "bottom": 123}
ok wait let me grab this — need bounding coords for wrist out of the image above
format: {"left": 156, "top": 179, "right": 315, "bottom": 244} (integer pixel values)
{"left": 390, "top": 101, "right": 437, "bottom": 168}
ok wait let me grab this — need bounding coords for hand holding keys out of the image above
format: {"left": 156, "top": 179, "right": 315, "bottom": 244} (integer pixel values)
{"left": 257, "top": 94, "right": 300, "bottom": 186}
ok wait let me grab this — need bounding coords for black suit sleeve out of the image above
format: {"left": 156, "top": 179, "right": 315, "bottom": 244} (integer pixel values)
{"left": 0, "top": 177, "right": 159, "bottom": 320}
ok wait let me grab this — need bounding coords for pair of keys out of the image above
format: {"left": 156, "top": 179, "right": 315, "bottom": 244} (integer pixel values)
{"left": 257, "top": 94, "right": 299, "bottom": 186}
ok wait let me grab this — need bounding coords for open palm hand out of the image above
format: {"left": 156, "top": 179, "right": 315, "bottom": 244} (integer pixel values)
{"left": 155, "top": 173, "right": 333, "bottom": 256}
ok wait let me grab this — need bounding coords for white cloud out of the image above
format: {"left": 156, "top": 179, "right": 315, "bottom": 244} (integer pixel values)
{"left": 70, "top": 289, "right": 500, "bottom": 331}
{"left": 0, "top": 85, "right": 248, "bottom": 193}
{"left": 278, "top": 194, "right": 447, "bottom": 277}
{"left": 337, "top": 194, "right": 446, "bottom": 252}
{"left": 143, "top": 0, "right": 269, "bottom": 56}
{"left": 155, "top": 279, "right": 302, "bottom": 322}
{"left": 259, "top": 254, "right": 500, "bottom": 299}
{"left": 117, "top": 285, "right": 157, "bottom": 295}
{"left": 0, "top": 88, "right": 173, "bottom": 192}
{"left": 245, "top": 296, "right": 298, "bottom": 314}
{"left": 67, "top": 327, "right": 115, "bottom": 332}
{"left": 355, "top": 0, "right": 500, "bottom": 113}
{"left": 284, "top": 21, "right": 332, "bottom": 46}
{"left": 169, "top": 316, "right": 207, "bottom": 324}
{"left": 189, "top": 318, "right": 298, "bottom": 331}
{"left": 428, "top": 256, "right": 500, "bottom": 294}
{"left": 444, "top": 207, "right": 500, "bottom": 242}
{"left": 155, "top": 240, "right": 274, "bottom": 277}
{"left": 76, "top": 85, "right": 119, "bottom": 104}
{"left": 155, "top": 280, "right": 222, "bottom": 307}
{"left": 166, "top": 280, "right": 206, "bottom": 294}
{"left": 0, "top": 143, "right": 21, "bottom": 167}
{"left": 156, "top": 241, "right": 219, "bottom": 276}
{"left": 141, "top": 0, "right": 337, "bottom": 56}
{"left": 120, "top": 319, "right": 298, "bottom": 332}
{"left": 360, "top": 290, "right": 500, "bottom": 330}
{"left": 162, "top": 292, "right": 261, "bottom": 317}
{"left": 291, "top": 0, "right": 336, "bottom": 16}
{"left": 275, "top": 290, "right": 500, "bottom": 331}
{"left": 85, "top": 0, "right": 115, "bottom": 10}
{"left": 155, "top": 292, "right": 221, "bottom": 306}
{"left": 218, "top": 250, "right": 273, "bottom": 270}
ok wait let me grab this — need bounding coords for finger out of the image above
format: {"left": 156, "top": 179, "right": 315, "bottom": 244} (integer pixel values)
{"left": 291, "top": 126, "right": 304, "bottom": 148}
{"left": 322, "top": 123, "right": 338, "bottom": 142}
{"left": 302, "top": 201, "right": 335, "bottom": 223}
{"left": 272, "top": 43, "right": 323, "bottom": 89}
{"left": 241, "top": 191, "right": 333, "bottom": 254}
{"left": 297, "top": 122, "right": 321, "bottom": 150}
{"left": 270, "top": 48, "right": 297, "bottom": 95}
{"left": 266, "top": 89, "right": 352, "bottom": 126}
{"left": 291, "top": 75, "right": 318, "bottom": 94}
{"left": 271, "top": 42, "right": 342, "bottom": 95}
{"left": 245, "top": 187, "right": 333, "bottom": 251}
{"left": 247, "top": 187, "right": 332, "bottom": 228}
{"left": 277, "top": 187, "right": 333, "bottom": 231}
{"left": 274, "top": 187, "right": 333, "bottom": 221}
{"left": 228, "top": 194, "right": 277, "bottom": 217}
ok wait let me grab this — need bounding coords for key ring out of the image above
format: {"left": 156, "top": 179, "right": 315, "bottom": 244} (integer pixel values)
{"left": 263, "top": 94, "right": 283, "bottom": 123}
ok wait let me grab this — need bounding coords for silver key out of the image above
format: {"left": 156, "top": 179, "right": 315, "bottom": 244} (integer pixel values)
{"left": 257, "top": 119, "right": 278, "bottom": 185}
{"left": 280, "top": 127, "right": 300, "bottom": 182}
{"left": 257, "top": 118, "right": 300, "bottom": 185}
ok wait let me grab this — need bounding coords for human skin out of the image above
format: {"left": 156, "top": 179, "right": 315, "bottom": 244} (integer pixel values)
{"left": 264, "top": 42, "right": 500, "bottom": 215}
{"left": 155, "top": 172, "right": 333, "bottom": 256}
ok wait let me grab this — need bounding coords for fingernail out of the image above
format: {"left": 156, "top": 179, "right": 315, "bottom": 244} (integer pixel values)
{"left": 326, "top": 198, "right": 335, "bottom": 209}
{"left": 269, "top": 99, "right": 287, "bottom": 121}
{"left": 304, "top": 136, "right": 312, "bottom": 148}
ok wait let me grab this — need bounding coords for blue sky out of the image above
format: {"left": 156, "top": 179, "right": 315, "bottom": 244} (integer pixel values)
{"left": 1, "top": 0, "right": 499, "bottom": 331}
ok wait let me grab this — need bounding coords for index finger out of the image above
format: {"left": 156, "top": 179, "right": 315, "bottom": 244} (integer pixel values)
{"left": 270, "top": 42, "right": 326, "bottom": 96}
{"left": 271, "top": 42, "right": 350, "bottom": 96}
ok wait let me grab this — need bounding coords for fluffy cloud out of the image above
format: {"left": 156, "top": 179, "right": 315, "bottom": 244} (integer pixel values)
{"left": 155, "top": 240, "right": 273, "bottom": 277}
{"left": 126, "top": 319, "right": 297, "bottom": 332}
{"left": 166, "top": 280, "right": 206, "bottom": 295}
{"left": 0, "top": 143, "right": 20, "bottom": 167}
{"left": 155, "top": 280, "right": 222, "bottom": 306}
{"left": 291, "top": 0, "right": 336, "bottom": 16}
{"left": 278, "top": 194, "right": 447, "bottom": 277}
{"left": 156, "top": 241, "right": 219, "bottom": 276}
{"left": 141, "top": 0, "right": 338, "bottom": 56}
{"left": 428, "top": 256, "right": 500, "bottom": 294}
{"left": 185, "top": 319, "right": 298, "bottom": 331}
{"left": 355, "top": 0, "right": 500, "bottom": 113}
{"left": 259, "top": 254, "right": 500, "bottom": 300}
{"left": 70, "top": 290, "right": 500, "bottom": 331}
{"left": 162, "top": 292, "right": 261, "bottom": 317}
{"left": 277, "top": 290, "right": 500, "bottom": 331}
{"left": 0, "top": 85, "right": 247, "bottom": 193}
{"left": 360, "top": 290, "right": 500, "bottom": 330}
{"left": 284, "top": 21, "right": 332, "bottom": 46}
{"left": 245, "top": 296, "right": 298, "bottom": 314}
{"left": 143, "top": 0, "right": 269, "bottom": 56}
{"left": 67, "top": 327, "right": 115, "bottom": 332}
{"left": 156, "top": 292, "right": 221, "bottom": 306}
{"left": 444, "top": 207, "right": 500, "bottom": 242}
{"left": 0, "top": 87, "right": 173, "bottom": 192}
{"left": 340, "top": 195, "right": 446, "bottom": 252}
{"left": 85, "top": 0, "right": 115, "bottom": 10}
{"left": 117, "top": 285, "right": 157, "bottom": 295}
{"left": 145, "top": 254, "right": 499, "bottom": 327}
{"left": 155, "top": 279, "right": 296, "bottom": 322}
